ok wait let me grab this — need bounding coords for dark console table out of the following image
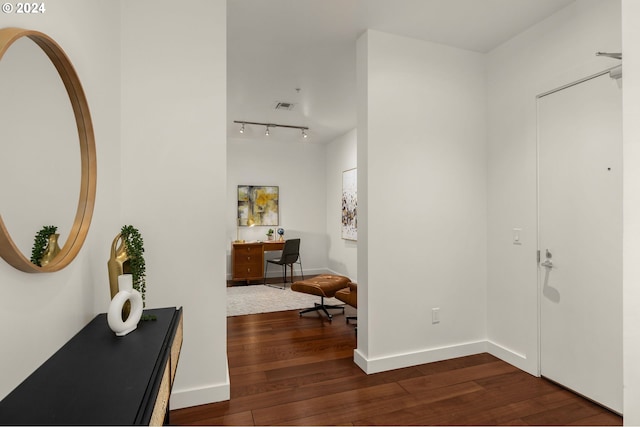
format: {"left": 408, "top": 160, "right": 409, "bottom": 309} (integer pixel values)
{"left": 0, "top": 306, "right": 183, "bottom": 425}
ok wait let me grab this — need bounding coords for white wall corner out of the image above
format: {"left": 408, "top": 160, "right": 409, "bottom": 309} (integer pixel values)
{"left": 486, "top": 340, "right": 534, "bottom": 377}
{"left": 170, "top": 363, "right": 230, "bottom": 410}
{"left": 354, "top": 348, "right": 369, "bottom": 373}
{"left": 353, "top": 341, "right": 487, "bottom": 375}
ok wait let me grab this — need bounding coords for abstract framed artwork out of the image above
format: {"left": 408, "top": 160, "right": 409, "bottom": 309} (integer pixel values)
{"left": 341, "top": 168, "right": 357, "bottom": 241}
{"left": 237, "top": 185, "right": 279, "bottom": 226}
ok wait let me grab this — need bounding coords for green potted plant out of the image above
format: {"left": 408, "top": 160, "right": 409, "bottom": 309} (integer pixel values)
{"left": 266, "top": 228, "right": 274, "bottom": 241}
{"left": 120, "top": 225, "right": 147, "bottom": 305}
{"left": 31, "top": 225, "right": 58, "bottom": 266}
{"left": 119, "top": 225, "right": 155, "bottom": 321}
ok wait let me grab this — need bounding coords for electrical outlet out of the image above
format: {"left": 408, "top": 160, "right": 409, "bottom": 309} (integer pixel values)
{"left": 432, "top": 307, "right": 440, "bottom": 324}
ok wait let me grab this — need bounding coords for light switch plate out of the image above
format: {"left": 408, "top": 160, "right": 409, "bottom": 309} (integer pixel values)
{"left": 512, "top": 228, "right": 522, "bottom": 245}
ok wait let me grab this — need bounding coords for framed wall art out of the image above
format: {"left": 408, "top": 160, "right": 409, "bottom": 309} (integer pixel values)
{"left": 341, "top": 168, "right": 357, "bottom": 241}
{"left": 237, "top": 185, "right": 279, "bottom": 226}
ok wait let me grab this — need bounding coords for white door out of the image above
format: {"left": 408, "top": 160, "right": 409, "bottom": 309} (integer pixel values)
{"left": 538, "top": 70, "right": 622, "bottom": 413}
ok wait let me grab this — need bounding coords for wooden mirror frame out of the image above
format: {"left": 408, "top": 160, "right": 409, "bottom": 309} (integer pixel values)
{"left": 0, "top": 28, "right": 97, "bottom": 273}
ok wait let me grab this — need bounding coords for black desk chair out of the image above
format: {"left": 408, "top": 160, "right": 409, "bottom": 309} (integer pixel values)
{"left": 264, "top": 238, "right": 304, "bottom": 289}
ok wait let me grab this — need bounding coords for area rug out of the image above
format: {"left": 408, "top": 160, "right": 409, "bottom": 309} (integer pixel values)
{"left": 227, "top": 284, "right": 343, "bottom": 317}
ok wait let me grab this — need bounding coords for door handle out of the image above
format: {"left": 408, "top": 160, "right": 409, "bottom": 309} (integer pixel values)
{"left": 540, "top": 249, "right": 553, "bottom": 269}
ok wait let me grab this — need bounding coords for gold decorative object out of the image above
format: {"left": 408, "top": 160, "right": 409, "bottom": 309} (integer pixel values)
{"left": 107, "top": 233, "right": 131, "bottom": 319}
{"left": 39, "top": 234, "right": 61, "bottom": 267}
{"left": 0, "top": 28, "right": 97, "bottom": 273}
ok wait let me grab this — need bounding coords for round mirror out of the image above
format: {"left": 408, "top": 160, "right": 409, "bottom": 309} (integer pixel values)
{"left": 0, "top": 37, "right": 79, "bottom": 261}
{"left": 0, "top": 28, "right": 97, "bottom": 273}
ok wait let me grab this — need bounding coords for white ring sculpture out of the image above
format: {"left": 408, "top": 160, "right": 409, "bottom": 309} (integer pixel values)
{"left": 107, "top": 274, "right": 143, "bottom": 337}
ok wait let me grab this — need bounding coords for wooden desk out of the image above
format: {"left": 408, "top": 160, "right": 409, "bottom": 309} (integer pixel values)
{"left": 231, "top": 240, "right": 284, "bottom": 282}
{"left": 0, "top": 307, "right": 183, "bottom": 426}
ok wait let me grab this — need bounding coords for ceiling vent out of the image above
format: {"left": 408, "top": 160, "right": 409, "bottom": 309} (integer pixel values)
{"left": 274, "top": 102, "right": 295, "bottom": 111}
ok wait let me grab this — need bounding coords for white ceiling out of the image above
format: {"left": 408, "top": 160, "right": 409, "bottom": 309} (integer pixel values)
{"left": 227, "top": 0, "right": 575, "bottom": 144}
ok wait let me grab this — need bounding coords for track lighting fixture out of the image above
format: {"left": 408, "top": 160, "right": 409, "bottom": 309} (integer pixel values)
{"left": 234, "top": 120, "right": 310, "bottom": 140}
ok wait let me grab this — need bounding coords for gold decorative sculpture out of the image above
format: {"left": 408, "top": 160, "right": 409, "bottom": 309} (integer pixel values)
{"left": 107, "top": 233, "right": 131, "bottom": 319}
{"left": 39, "top": 234, "right": 61, "bottom": 267}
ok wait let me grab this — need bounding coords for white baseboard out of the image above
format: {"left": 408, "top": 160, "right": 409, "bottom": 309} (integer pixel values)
{"left": 170, "top": 364, "right": 230, "bottom": 410}
{"left": 486, "top": 340, "right": 536, "bottom": 376}
{"left": 353, "top": 341, "right": 488, "bottom": 374}
{"left": 354, "top": 340, "right": 535, "bottom": 376}
{"left": 170, "top": 342, "right": 533, "bottom": 410}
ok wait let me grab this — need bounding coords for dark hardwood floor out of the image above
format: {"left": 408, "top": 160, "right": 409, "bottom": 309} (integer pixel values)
{"left": 170, "top": 308, "right": 622, "bottom": 426}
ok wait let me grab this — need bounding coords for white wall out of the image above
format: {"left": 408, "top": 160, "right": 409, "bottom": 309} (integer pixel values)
{"left": 0, "top": 0, "right": 121, "bottom": 400}
{"left": 325, "top": 129, "right": 358, "bottom": 280}
{"left": 120, "top": 0, "right": 228, "bottom": 408}
{"left": 622, "top": 0, "right": 640, "bottom": 423}
{"left": 486, "top": 0, "right": 621, "bottom": 375}
{"left": 356, "top": 30, "right": 488, "bottom": 373}
{"left": 227, "top": 137, "right": 328, "bottom": 278}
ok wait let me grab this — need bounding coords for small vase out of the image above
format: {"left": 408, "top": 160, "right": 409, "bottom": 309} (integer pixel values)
{"left": 40, "top": 234, "right": 61, "bottom": 267}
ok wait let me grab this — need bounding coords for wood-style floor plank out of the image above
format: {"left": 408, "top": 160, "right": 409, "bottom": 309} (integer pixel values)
{"left": 170, "top": 308, "right": 622, "bottom": 426}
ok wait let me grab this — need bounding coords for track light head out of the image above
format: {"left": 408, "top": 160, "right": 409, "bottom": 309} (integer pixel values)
{"left": 239, "top": 123, "right": 245, "bottom": 134}
{"left": 302, "top": 129, "right": 308, "bottom": 139}
{"left": 265, "top": 126, "right": 270, "bottom": 136}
